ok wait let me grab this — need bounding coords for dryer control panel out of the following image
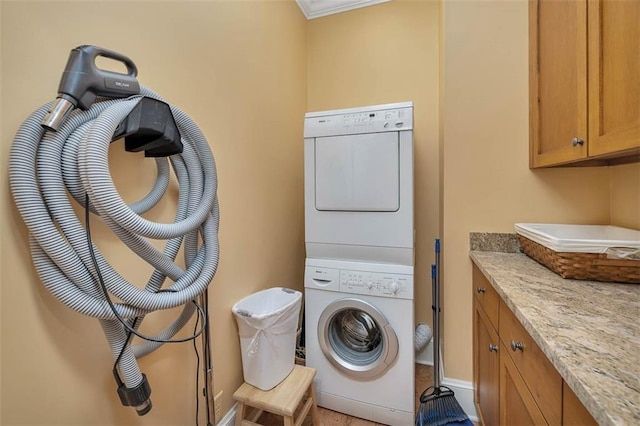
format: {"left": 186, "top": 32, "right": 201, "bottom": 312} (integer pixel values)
{"left": 340, "top": 270, "right": 413, "bottom": 300}
{"left": 304, "top": 102, "right": 413, "bottom": 138}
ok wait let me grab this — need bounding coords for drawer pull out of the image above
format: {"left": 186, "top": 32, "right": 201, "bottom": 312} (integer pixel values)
{"left": 571, "top": 137, "right": 585, "bottom": 147}
{"left": 510, "top": 340, "right": 525, "bottom": 352}
{"left": 488, "top": 344, "right": 498, "bottom": 352}
{"left": 476, "top": 287, "right": 486, "bottom": 294}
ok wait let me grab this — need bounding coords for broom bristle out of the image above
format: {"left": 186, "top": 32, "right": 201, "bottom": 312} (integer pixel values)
{"left": 416, "top": 389, "right": 469, "bottom": 426}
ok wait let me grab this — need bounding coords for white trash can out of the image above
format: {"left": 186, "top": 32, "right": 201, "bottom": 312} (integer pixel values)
{"left": 232, "top": 287, "right": 302, "bottom": 390}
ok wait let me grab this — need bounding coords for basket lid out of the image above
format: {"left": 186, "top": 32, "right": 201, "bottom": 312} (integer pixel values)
{"left": 515, "top": 223, "right": 640, "bottom": 254}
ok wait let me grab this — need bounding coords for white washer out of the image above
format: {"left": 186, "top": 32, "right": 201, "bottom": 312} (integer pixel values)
{"left": 304, "top": 258, "right": 414, "bottom": 425}
{"left": 304, "top": 102, "right": 414, "bottom": 266}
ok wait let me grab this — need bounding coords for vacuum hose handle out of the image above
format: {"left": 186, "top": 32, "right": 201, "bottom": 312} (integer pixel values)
{"left": 42, "top": 45, "right": 141, "bottom": 131}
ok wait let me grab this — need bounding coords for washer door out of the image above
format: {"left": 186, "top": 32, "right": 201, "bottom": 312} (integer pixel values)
{"left": 317, "top": 298, "right": 399, "bottom": 379}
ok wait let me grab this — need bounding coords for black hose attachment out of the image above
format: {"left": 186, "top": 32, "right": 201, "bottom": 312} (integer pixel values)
{"left": 117, "top": 373, "right": 152, "bottom": 416}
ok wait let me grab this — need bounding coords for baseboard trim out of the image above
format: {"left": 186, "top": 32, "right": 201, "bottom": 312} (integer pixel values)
{"left": 218, "top": 402, "right": 238, "bottom": 426}
{"left": 442, "top": 377, "right": 478, "bottom": 423}
{"left": 219, "top": 401, "right": 262, "bottom": 426}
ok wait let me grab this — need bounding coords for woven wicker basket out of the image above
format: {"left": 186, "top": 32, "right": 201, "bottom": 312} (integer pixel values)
{"left": 517, "top": 235, "right": 640, "bottom": 284}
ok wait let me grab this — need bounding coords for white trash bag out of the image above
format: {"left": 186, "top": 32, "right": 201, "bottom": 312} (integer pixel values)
{"left": 232, "top": 287, "right": 302, "bottom": 390}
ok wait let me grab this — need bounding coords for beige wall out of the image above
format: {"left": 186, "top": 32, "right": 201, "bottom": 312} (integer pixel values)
{"left": 2, "top": 2, "right": 639, "bottom": 424}
{"left": 611, "top": 163, "right": 640, "bottom": 229}
{"left": 306, "top": 0, "right": 638, "bottom": 386}
{"left": 307, "top": 0, "right": 441, "bottom": 329}
{"left": 441, "top": 0, "right": 621, "bottom": 382}
{"left": 0, "top": 1, "right": 306, "bottom": 425}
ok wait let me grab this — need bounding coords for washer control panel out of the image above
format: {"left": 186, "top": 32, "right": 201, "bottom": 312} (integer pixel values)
{"left": 339, "top": 270, "right": 413, "bottom": 300}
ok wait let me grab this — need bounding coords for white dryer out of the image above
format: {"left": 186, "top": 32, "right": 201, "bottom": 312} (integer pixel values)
{"left": 304, "top": 258, "right": 414, "bottom": 425}
{"left": 304, "top": 102, "right": 414, "bottom": 266}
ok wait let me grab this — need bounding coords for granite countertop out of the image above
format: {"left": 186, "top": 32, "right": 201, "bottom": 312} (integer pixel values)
{"left": 470, "top": 250, "right": 640, "bottom": 426}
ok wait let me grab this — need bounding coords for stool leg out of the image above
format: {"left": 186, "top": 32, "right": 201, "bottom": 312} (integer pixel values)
{"left": 309, "top": 385, "right": 320, "bottom": 425}
{"left": 284, "top": 415, "right": 295, "bottom": 426}
{"left": 235, "top": 401, "right": 246, "bottom": 426}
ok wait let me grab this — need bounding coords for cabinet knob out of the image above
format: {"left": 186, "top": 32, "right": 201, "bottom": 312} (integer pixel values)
{"left": 510, "top": 340, "right": 525, "bottom": 352}
{"left": 488, "top": 344, "right": 499, "bottom": 352}
{"left": 476, "top": 287, "right": 486, "bottom": 294}
{"left": 572, "top": 137, "right": 585, "bottom": 147}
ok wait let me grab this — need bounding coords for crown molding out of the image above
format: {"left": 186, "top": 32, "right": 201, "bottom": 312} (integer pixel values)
{"left": 296, "top": 0, "right": 391, "bottom": 20}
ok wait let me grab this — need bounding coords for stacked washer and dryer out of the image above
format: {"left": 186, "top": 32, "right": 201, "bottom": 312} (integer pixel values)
{"left": 303, "top": 102, "right": 415, "bottom": 425}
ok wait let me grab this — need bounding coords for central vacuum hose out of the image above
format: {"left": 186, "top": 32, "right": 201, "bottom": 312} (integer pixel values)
{"left": 9, "top": 85, "right": 219, "bottom": 415}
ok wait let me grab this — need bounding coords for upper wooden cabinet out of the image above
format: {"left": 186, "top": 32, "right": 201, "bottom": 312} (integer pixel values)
{"left": 529, "top": 0, "right": 640, "bottom": 168}
{"left": 530, "top": 0, "right": 588, "bottom": 167}
{"left": 588, "top": 0, "right": 640, "bottom": 157}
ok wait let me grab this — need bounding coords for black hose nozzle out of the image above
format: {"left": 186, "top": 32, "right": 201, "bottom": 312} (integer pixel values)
{"left": 42, "top": 45, "right": 140, "bottom": 132}
{"left": 117, "top": 373, "right": 152, "bottom": 416}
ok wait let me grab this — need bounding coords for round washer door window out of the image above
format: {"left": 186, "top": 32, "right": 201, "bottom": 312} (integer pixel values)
{"left": 317, "top": 298, "right": 399, "bottom": 379}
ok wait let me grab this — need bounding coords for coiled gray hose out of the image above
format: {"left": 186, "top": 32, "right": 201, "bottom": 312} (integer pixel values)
{"left": 9, "top": 86, "right": 219, "bottom": 392}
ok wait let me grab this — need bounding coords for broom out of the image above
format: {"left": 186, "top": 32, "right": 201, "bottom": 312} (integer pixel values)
{"left": 416, "top": 239, "right": 470, "bottom": 426}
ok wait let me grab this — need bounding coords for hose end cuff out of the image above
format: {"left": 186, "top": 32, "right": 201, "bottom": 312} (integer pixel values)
{"left": 117, "top": 373, "right": 152, "bottom": 415}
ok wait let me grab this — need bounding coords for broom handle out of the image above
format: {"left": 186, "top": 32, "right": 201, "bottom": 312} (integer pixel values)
{"left": 434, "top": 239, "right": 441, "bottom": 387}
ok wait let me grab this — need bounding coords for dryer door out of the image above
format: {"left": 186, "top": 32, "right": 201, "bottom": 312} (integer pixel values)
{"left": 317, "top": 298, "right": 399, "bottom": 379}
{"left": 314, "top": 132, "right": 399, "bottom": 212}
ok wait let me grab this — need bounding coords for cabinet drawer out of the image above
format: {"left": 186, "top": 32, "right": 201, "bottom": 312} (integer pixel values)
{"left": 499, "top": 301, "right": 562, "bottom": 425}
{"left": 473, "top": 266, "right": 499, "bottom": 330}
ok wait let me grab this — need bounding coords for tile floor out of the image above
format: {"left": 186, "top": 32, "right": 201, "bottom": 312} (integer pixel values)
{"left": 256, "top": 363, "right": 434, "bottom": 425}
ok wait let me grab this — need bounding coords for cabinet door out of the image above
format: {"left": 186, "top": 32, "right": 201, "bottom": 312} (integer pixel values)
{"left": 474, "top": 304, "right": 499, "bottom": 426}
{"left": 499, "top": 302, "right": 562, "bottom": 425}
{"left": 563, "top": 382, "right": 597, "bottom": 426}
{"left": 499, "top": 342, "right": 548, "bottom": 426}
{"left": 587, "top": 0, "right": 640, "bottom": 157}
{"left": 530, "top": 0, "right": 588, "bottom": 167}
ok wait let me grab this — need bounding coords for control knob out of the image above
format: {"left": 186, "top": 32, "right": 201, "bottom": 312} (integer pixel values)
{"left": 390, "top": 282, "right": 399, "bottom": 295}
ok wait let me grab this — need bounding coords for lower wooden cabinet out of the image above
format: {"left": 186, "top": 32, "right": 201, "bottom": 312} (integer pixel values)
{"left": 499, "top": 343, "right": 547, "bottom": 425}
{"left": 472, "top": 265, "right": 595, "bottom": 426}
{"left": 474, "top": 304, "right": 500, "bottom": 426}
{"left": 562, "top": 382, "right": 597, "bottom": 426}
{"left": 499, "top": 301, "right": 562, "bottom": 424}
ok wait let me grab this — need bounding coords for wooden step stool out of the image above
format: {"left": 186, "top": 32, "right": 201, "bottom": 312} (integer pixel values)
{"left": 233, "top": 365, "right": 320, "bottom": 426}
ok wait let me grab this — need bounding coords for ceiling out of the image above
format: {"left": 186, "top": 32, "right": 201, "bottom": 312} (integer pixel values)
{"left": 296, "top": 0, "right": 391, "bottom": 19}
